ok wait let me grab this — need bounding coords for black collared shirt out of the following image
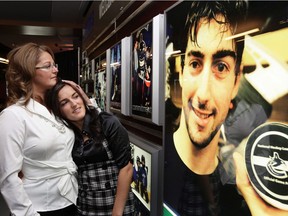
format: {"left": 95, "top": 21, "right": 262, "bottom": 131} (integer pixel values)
{"left": 72, "top": 111, "right": 131, "bottom": 169}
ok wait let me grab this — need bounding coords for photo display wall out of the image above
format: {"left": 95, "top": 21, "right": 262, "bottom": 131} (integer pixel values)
{"left": 164, "top": 1, "right": 288, "bottom": 216}
{"left": 131, "top": 21, "right": 153, "bottom": 119}
{"left": 110, "top": 42, "right": 121, "bottom": 111}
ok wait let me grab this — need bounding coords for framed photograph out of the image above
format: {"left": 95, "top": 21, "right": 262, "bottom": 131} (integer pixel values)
{"left": 131, "top": 20, "right": 153, "bottom": 120}
{"left": 131, "top": 141, "right": 151, "bottom": 212}
{"left": 130, "top": 14, "right": 166, "bottom": 125}
{"left": 163, "top": 1, "right": 288, "bottom": 215}
{"left": 109, "top": 41, "right": 122, "bottom": 112}
{"left": 81, "top": 57, "right": 95, "bottom": 98}
{"left": 94, "top": 52, "right": 107, "bottom": 111}
{"left": 129, "top": 133, "right": 163, "bottom": 216}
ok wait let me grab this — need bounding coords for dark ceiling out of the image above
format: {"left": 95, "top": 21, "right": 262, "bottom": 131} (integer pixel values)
{"left": 0, "top": 1, "right": 91, "bottom": 56}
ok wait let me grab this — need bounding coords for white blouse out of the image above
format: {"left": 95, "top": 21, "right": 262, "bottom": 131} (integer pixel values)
{"left": 0, "top": 99, "right": 78, "bottom": 216}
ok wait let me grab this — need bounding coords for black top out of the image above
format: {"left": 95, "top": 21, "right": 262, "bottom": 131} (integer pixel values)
{"left": 72, "top": 111, "right": 131, "bottom": 169}
{"left": 164, "top": 132, "right": 250, "bottom": 216}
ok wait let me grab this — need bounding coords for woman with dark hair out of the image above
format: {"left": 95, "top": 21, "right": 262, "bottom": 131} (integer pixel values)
{"left": 0, "top": 43, "right": 78, "bottom": 215}
{"left": 45, "top": 80, "right": 134, "bottom": 216}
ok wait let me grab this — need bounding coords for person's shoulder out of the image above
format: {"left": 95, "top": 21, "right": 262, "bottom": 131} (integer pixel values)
{"left": 0, "top": 104, "right": 23, "bottom": 115}
{"left": 99, "top": 111, "right": 113, "bottom": 118}
{"left": 99, "top": 111, "right": 113, "bottom": 122}
{"left": 0, "top": 104, "right": 25, "bottom": 122}
{"left": 99, "top": 111, "right": 120, "bottom": 127}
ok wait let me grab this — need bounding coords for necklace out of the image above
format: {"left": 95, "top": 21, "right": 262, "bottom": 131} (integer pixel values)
{"left": 39, "top": 115, "right": 66, "bottom": 133}
{"left": 23, "top": 107, "right": 66, "bottom": 134}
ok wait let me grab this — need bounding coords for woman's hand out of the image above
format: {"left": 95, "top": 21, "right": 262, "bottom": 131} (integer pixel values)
{"left": 233, "top": 152, "right": 288, "bottom": 216}
{"left": 62, "top": 80, "right": 92, "bottom": 105}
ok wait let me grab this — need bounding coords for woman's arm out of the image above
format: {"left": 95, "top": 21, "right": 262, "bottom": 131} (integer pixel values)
{"left": 100, "top": 112, "right": 133, "bottom": 215}
{"left": 0, "top": 109, "right": 40, "bottom": 216}
{"left": 233, "top": 152, "right": 288, "bottom": 216}
{"left": 112, "top": 162, "right": 133, "bottom": 216}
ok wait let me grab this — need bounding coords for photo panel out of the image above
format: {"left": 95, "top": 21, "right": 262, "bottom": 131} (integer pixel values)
{"left": 94, "top": 52, "right": 107, "bottom": 111}
{"left": 130, "top": 142, "right": 152, "bottom": 212}
{"left": 131, "top": 20, "right": 153, "bottom": 120}
{"left": 129, "top": 133, "right": 163, "bottom": 216}
{"left": 83, "top": 60, "right": 94, "bottom": 98}
{"left": 164, "top": 1, "right": 288, "bottom": 215}
{"left": 109, "top": 41, "right": 122, "bottom": 112}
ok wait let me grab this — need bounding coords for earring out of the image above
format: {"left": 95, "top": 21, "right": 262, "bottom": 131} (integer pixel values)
{"left": 229, "top": 102, "right": 234, "bottom": 110}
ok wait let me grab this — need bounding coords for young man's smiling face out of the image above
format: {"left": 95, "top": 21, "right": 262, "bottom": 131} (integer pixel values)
{"left": 180, "top": 16, "right": 240, "bottom": 149}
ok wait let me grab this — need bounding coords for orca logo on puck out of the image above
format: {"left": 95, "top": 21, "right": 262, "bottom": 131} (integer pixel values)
{"left": 267, "top": 152, "right": 287, "bottom": 179}
{"left": 245, "top": 122, "right": 288, "bottom": 210}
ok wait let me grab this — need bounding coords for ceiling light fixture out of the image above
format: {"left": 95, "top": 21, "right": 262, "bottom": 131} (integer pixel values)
{"left": 0, "top": 57, "right": 9, "bottom": 64}
{"left": 225, "top": 28, "right": 260, "bottom": 40}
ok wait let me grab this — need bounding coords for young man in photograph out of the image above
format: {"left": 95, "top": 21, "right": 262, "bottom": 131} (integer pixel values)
{"left": 164, "top": 1, "right": 288, "bottom": 215}
{"left": 164, "top": 1, "right": 247, "bottom": 215}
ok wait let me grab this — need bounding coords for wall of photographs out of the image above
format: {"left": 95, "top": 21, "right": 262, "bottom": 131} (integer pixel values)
{"left": 82, "top": 15, "right": 165, "bottom": 125}
{"left": 81, "top": 1, "right": 288, "bottom": 216}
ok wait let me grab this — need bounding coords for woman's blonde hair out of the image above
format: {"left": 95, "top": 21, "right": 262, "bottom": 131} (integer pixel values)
{"left": 6, "top": 42, "right": 54, "bottom": 106}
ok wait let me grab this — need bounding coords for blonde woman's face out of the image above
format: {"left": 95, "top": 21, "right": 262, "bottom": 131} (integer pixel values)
{"left": 33, "top": 51, "right": 58, "bottom": 92}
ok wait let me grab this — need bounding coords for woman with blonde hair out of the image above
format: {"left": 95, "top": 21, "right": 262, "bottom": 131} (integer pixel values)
{"left": 0, "top": 43, "right": 78, "bottom": 216}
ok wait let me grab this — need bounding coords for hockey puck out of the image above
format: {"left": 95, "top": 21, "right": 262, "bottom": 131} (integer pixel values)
{"left": 245, "top": 122, "right": 288, "bottom": 210}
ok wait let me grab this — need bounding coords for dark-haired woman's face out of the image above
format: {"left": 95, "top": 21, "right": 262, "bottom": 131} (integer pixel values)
{"left": 57, "top": 85, "right": 86, "bottom": 126}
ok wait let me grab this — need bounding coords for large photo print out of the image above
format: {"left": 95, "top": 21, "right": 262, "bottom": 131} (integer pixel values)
{"left": 164, "top": 1, "right": 288, "bottom": 215}
{"left": 95, "top": 53, "right": 107, "bottom": 111}
{"left": 131, "top": 21, "right": 153, "bottom": 119}
{"left": 130, "top": 142, "right": 152, "bottom": 215}
{"left": 110, "top": 42, "right": 121, "bottom": 111}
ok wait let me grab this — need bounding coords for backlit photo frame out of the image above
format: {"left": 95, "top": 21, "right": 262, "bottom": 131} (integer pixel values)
{"left": 94, "top": 52, "right": 107, "bottom": 111}
{"left": 131, "top": 14, "right": 165, "bottom": 125}
{"left": 163, "top": 1, "right": 288, "bottom": 215}
{"left": 109, "top": 41, "right": 122, "bottom": 112}
{"left": 129, "top": 133, "right": 163, "bottom": 216}
{"left": 131, "top": 20, "right": 153, "bottom": 120}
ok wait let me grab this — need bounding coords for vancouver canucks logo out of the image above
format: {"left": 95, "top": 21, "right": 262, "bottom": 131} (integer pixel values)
{"left": 267, "top": 152, "right": 288, "bottom": 179}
